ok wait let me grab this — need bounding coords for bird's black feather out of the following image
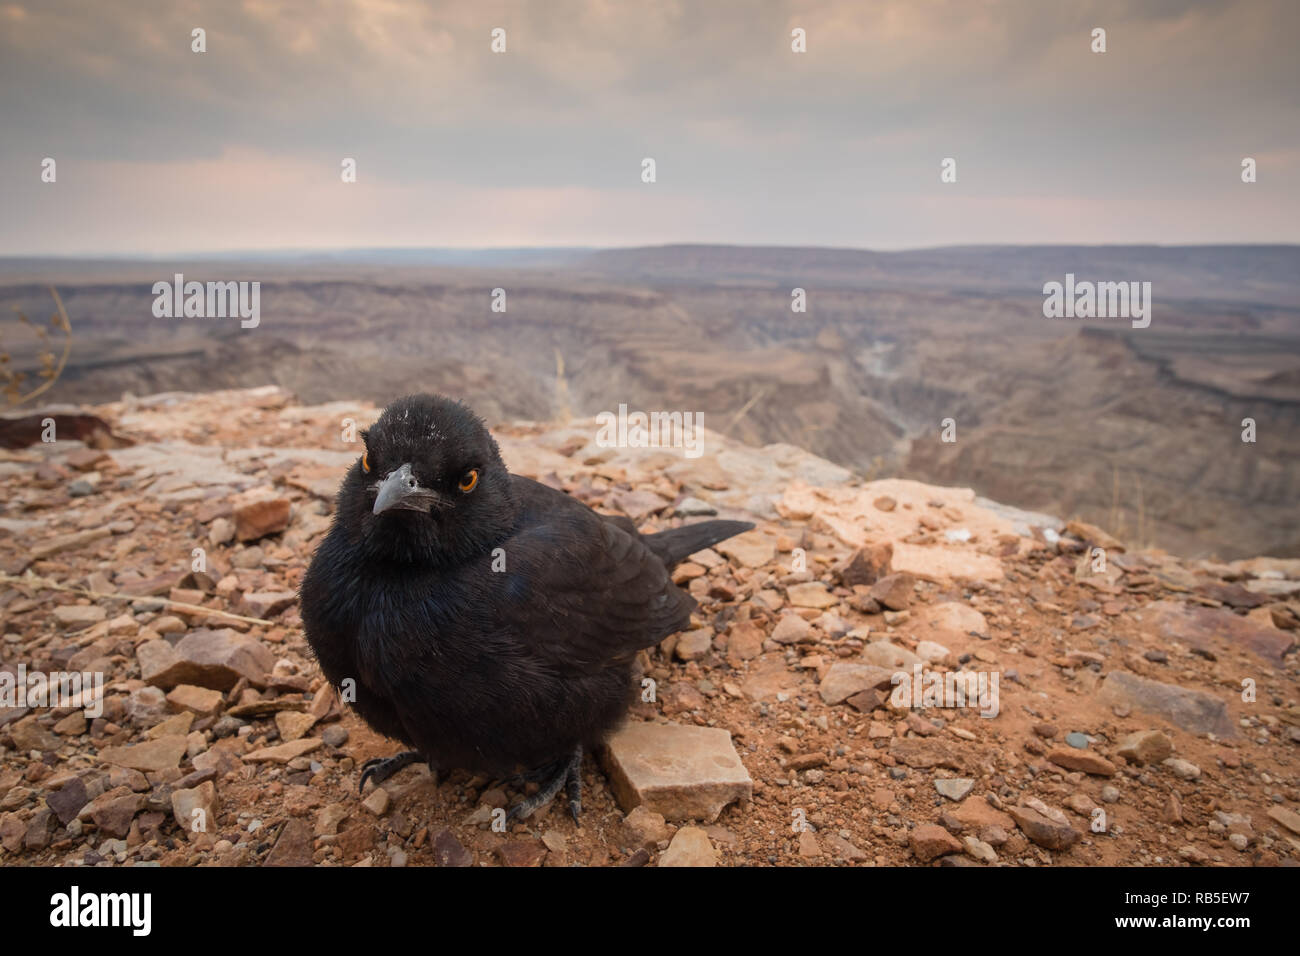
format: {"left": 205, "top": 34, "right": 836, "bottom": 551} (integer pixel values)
{"left": 299, "top": 394, "right": 754, "bottom": 778}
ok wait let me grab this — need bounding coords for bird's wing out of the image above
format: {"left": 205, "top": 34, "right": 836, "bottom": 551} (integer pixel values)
{"left": 487, "top": 488, "right": 696, "bottom": 674}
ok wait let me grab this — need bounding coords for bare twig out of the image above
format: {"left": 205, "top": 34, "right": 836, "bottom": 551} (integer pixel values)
{"left": 2, "top": 286, "right": 74, "bottom": 411}
{"left": 0, "top": 571, "right": 273, "bottom": 626}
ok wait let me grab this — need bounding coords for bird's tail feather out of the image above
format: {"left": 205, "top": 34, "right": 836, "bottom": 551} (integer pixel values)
{"left": 644, "top": 519, "right": 755, "bottom": 568}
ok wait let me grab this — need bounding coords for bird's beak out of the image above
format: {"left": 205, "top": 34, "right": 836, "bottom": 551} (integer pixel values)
{"left": 372, "top": 462, "right": 442, "bottom": 515}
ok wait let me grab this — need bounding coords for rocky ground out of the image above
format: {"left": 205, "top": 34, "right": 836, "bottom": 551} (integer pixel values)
{"left": 0, "top": 385, "right": 1297, "bottom": 867}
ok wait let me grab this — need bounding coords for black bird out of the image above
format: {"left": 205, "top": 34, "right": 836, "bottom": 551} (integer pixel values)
{"left": 300, "top": 394, "right": 753, "bottom": 822}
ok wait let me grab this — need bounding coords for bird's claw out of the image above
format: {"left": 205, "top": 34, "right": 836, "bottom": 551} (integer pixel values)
{"left": 358, "top": 750, "right": 423, "bottom": 793}
{"left": 505, "top": 745, "right": 583, "bottom": 826}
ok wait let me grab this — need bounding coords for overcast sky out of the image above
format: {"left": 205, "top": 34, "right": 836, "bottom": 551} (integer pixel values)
{"left": 2, "top": 0, "right": 1297, "bottom": 255}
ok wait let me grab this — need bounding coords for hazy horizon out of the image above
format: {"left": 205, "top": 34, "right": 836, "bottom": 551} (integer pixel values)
{"left": 4, "top": 240, "right": 1299, "bottom": 264}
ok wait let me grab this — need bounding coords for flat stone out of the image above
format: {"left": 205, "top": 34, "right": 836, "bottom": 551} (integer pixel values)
{"left": 818, "top": 663, "right": 895, "bottom": 705}
{"left": 9, "top": 715, "right": 61, "bottom": 752}
{"left": 1047, "top": 748, "right": 1117, "bottom": 776}
{"left": 786, "top": 582, "right": 837, "bottom": 609}
{"left": 82, "top": 786, "right": 145, "bottom": 838}
{"left": 963, "top": 835, "right": 997, "bottom": 863}
{"left": 239, "top": 590, "right": 298, "bottom": 618}
{"left": 675, "top": 497, "right": 716, "bottom": 517}
{"left": 839, "top": 542, "right": 892, "bottom": 587}
{"left": 915, "top": 640, "right": 951, "bottom": 663}
{"left": 53, "top": 711, "right": 88, "bottom": 736}
{"left": 1179, "top": 845, "right": 1210, "bottom": 864}
{"left": 910, "top": 823, "right": 963, "bottom": 862}
{"left": 243, "top": 738, "right": 322, "bottom": 764}
{"left": 138, "top": 628, "right": 274, "bottom": 691}
{"left": 1008, "top": 801, "right": 1080, "bottom": 851}
{"left": 0, "top": 813, "right": 23, "bottom": 852}
{"left": 145, "top": 711, "right": 194, "bottom": 739}
{"left": 770, "top": 613, "right": 816, "bottom": 645}
{"left": 671, "top": 562, "right": 707, "bottom": 585}
{"left": 890, "top": 737, "right": 968, "bottom": 772}
{"left": 32, "top": 527, "right": 110, "bottom": 560}
{"left": 234, "top": 496, "right": 291, "bottom": 542}
{"left": 274, "top": 710, "right": 318, "bottom": 742}
{"left": 889, "top": 540, "right": 1005, "bottom": 585}
{"left": 1116, "top": 730, "right": 1173, "bottom": 766}
{"left": 1267, "top": 806, "right": 1300, "bottom": 835}
{"left": 657, "top": 826, "right": 716, "bottom": 866}
{"left": 336, "top": 822, "right": 376, "bottom": 859}
{"left": 1146, "top": 599, "right": 1293, "bottom": 663}
{"left": 674, "top": 628, "right": 713, "bottom": 661}
{"left": 1160, "top": 792, "right": 1184, "bottom": 824}
{"left": 823, "top": 833, "right": 868, "bottom": 861}
{"left": 601, "top": 722, "right": 751, "bottom": 823}
{"left": 432, "top": 828, "right": 474, "bottom": 867}
{"left": 227, "top": 699, "right": 305, "bottom": 719}
{"left": 22, "top": 808, "right": 55, "bottom": 850}
{"left": 264, "top": 818, "right": 314, "bottom": 866}
{"left": 950, "top": 797, "right": 1015, "bottom": 831}
{"left": 52, "top": 604, "right": 108, "bottom": 626}
{"left": 99, "top": 734, "right": 188, "bottom": 772}
{"left": 610, "top": 489, "right": 670, "bottom": 522}
{"left": 208, "top": 517, "right": 235, "bottom": 545}
{"left": 171, "top": 780, "right": 218, "bottom": 837}
{"left": 314, "top": 804, "right": 348, "bottom": 837}
{"left": 1196, "top": 580, "right": 1270, "bottom": 609}
{"left": 716, "top": 531, "right": 775, "bottom": 569}
{"left": 619, "top": 805, "right": 670, "bottom": 850}
{"left": 912, "top": 601, "right": 989, "bottom": 642}
{"left": 1163, "top": 757, "right": 1201, "bottom": 780}
{"left": 308, "top": 684, "right": 337, "bottom": 720}
{"left": 151, "top": 615, "right": 187, "bottom": 635}
{"left": 165, "top": 684, "right": 225, "bottom": 716}
{"left": 869, "top": 573, "right": 915, "bottom": 611}
{"left": 935, "top": 778, "right": 975, "bottom": 801}
{"left": 861, "top": 640, "right": 923, "bottom": 671}
{"left": 1098, "top": 671, "right": 1236, "bottom": 738}
{"left": 1247, "top": 579, "right": 1300, "bottom": 598}
{"left": 1065, "top": 793, "right": 1099, "bottom": 816}
{"left": 361, "top": 787, "right": 390, "bottom": 816}
{"left": 725, "top": 621, "right": 765, "bottom": 662}
{"left": 45, "top": 777, "right": 90, "bottom": 825}
{"left": 739, "top": 656, "right": 803, "bottom": 700}
{"left": 496, "top": 839, "right": 548, "bottom": 867}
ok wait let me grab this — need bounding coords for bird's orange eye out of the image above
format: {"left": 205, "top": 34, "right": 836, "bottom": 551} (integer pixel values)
{"left": 362, "top": 451, "right": 370, "bottom": 473}
{"left": 458, "top": 469, "right": 479, "bottom": 493}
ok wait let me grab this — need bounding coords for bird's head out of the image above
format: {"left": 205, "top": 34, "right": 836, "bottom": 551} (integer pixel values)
{"left": 338, "top": 394, "right": 516, "bottom": 565}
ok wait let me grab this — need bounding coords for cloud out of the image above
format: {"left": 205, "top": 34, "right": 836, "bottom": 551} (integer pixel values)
{"left": 2, "top": 0, "right": 1296, "bottom": 252}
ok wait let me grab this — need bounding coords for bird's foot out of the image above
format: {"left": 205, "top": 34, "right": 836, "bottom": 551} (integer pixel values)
{"left": 503, "top": 760, "right": 562, "bottom": 789}
{"left": 359, "top": 751, "right": 425, "bottom": 793}
{"left": 506, "top": 745, "right": 583, "bottom": 825}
